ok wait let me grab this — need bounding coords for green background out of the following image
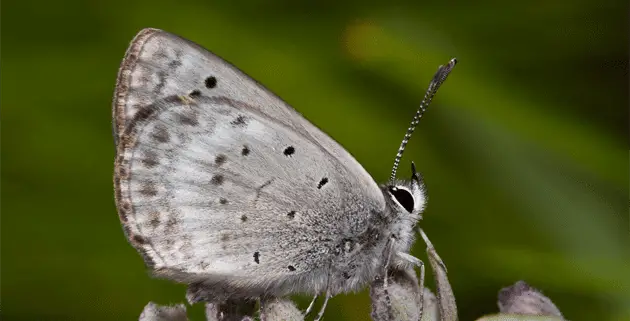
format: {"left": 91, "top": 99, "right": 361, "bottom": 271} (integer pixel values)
{"left": 3, "top": 0, "right": 628, "bottom": 320}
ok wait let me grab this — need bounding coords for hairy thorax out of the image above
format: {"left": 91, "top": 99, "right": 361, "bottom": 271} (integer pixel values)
{"left": 327, "top": 201, "right": 419, "bottom": 295}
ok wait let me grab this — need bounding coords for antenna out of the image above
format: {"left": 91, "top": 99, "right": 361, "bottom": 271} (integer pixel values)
{"left": 390, "top": 58, "right": 457, "bottom": 182}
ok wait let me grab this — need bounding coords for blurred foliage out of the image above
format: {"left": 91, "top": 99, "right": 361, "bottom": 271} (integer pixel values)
{"left": 2, "top": 0, "right": 628, "bottom": 320}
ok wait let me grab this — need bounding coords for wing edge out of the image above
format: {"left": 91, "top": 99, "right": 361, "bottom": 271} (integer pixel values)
{"left": 112, "top": 27, "right": 164, "bottom": 145}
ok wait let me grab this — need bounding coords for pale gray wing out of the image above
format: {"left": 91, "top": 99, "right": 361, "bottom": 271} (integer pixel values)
{"left": 113, "top": 29, "right": 385, "bottom": 289}
{"left": 115, "top": 28, "right": 309, "bottom": 146}
{"left": 115, "top": 95, "right": 383, "bottom": 289}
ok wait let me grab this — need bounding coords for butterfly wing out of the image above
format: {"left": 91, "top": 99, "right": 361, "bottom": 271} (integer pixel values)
{"left": 113, "top": 29, "right": 386, "bottom": 296}
{"left": 115, "top": 28, "right": 321, "bottom": 146}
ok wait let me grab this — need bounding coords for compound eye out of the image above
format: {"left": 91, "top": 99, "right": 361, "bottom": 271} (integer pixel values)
{"left": 388, "top": 186, "right": 414, "bottom": 213}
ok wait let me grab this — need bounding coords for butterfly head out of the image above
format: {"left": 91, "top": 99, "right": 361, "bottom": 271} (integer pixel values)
{"left": 385, "top": 162, "right": 426, "bottom": 220}
{"left": 378, "top": 162, "right": 426, "bottom": 259}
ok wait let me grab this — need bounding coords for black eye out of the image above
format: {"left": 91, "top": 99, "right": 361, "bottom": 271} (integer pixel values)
{"left": 389, "top": 186, "right": 414, "bottom": 213}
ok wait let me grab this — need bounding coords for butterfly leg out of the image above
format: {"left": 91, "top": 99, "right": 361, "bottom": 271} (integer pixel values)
{"left": 382, "top": 238, "right": 396, "bottom": 311}
{"left": 396, "top": 251, "right": 426, "bottom": 319}
{"left": 382, "top": 238, "right": 396, "bottom": 288}
{"left": 311, "top": 260, "right": 337, "bottom": 321}
{"left": 304, "top": 295, "right": 318, "bottom": 315}
{"left": 372, "top": 238, "right": 425, "bottom": 321}
{"left": 419, "top": 228, "right": 458, "bottom": 321}
{"left": 313, "top": 292, "right": 331, "bottom": 321}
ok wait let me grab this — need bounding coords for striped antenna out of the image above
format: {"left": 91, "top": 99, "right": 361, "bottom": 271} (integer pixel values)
{"left": 390, "top": 58, "right": 457, "bottom": 182}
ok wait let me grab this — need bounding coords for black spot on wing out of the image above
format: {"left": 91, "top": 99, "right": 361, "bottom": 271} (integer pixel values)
{"left": 241, "top": 146, "right": 250, "bottom": 156}
{"left": 214, "top": 154, "right": 227, "bottom": 166}
{"left": 283, "top": 146, "right": 295, "bottom": 156}
{"left": 317, "top": 177, "right": 329, "bottom": 189}
{"left": 205, "top": 76, "right": 217, "bottom": 89}
{"left": 211, "top": 175, "right": 224, "bottom": 185}
{"left": 253, "top": 251, "right": 260, "bottom": 264}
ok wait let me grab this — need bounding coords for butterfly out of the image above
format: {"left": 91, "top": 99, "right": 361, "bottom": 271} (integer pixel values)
{"left": 113, "top": 28, "right": 456, "bottom": 320}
